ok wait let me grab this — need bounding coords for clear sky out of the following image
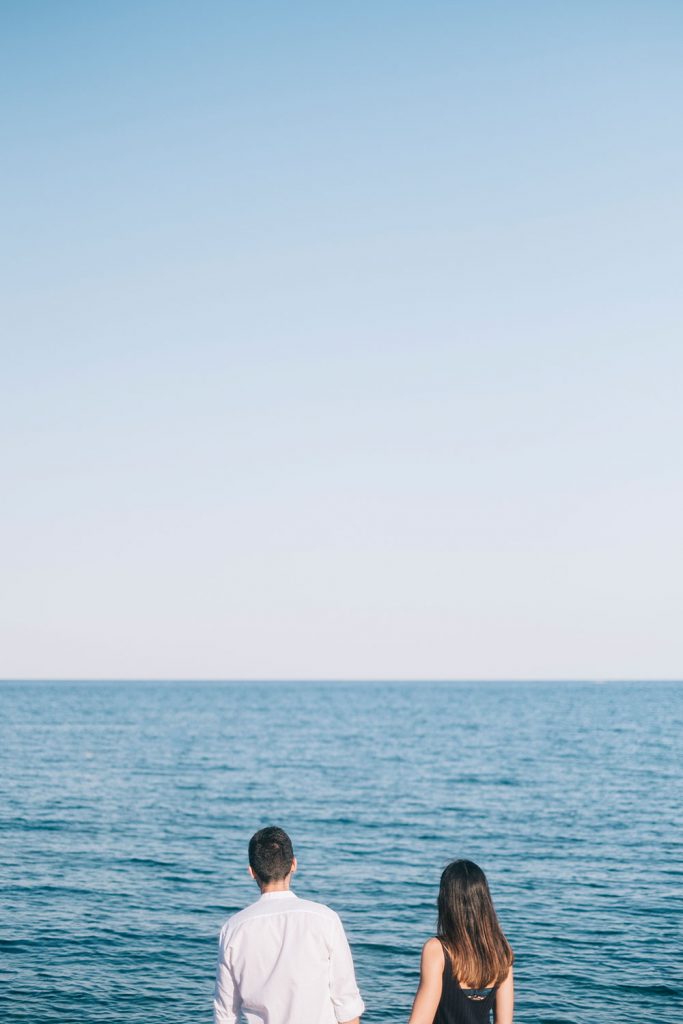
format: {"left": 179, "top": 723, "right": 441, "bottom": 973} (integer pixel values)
{"left": 2, "top": 2, "right": 681, "bottom": 680}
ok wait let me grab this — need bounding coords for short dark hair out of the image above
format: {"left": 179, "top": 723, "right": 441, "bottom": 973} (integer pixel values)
{"left": 248, "top": 826, "right": 294, "bottom": 883}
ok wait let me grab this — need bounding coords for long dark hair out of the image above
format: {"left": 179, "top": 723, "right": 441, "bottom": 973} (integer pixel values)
{"left": 437, "top": 860, "right": 513, "bottom": 988}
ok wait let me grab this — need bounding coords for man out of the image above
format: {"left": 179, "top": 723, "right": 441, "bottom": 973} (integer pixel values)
{"left": 213, "top": 826, "right": 365, "bottom": 1024}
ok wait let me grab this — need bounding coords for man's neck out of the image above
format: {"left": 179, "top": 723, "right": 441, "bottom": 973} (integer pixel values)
{"left": 259, "top": 880, "right": 291, "bottom": 894}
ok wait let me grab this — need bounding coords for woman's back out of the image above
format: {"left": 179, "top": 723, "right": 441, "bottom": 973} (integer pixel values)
{"left": 433, "top": 941, "right": 498, "bottom": 1024}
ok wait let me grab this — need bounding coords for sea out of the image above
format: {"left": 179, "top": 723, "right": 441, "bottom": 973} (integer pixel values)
{"left": 0, "top": 681, "right": 681, "bottom": 1023}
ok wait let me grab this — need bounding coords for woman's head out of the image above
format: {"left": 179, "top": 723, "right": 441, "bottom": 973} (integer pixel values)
{"left": 437, "top": 860, "right": 513, "bottom": 988}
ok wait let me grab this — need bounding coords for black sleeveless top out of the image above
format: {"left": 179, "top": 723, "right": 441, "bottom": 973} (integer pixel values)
{"left": 433, "top": 941, "right": 498, "bottom": 1024}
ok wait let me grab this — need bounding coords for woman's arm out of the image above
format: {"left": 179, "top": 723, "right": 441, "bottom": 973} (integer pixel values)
{"left": 494, "top": 965, "right": 514, "bottom": 1024}
{"left": 407, "top": 938, "right": 444, "bottom": 1024}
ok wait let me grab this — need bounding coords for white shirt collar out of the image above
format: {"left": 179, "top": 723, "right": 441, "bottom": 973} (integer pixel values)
{"left": 258, "top": 890, "right": 296, "bottom": 900}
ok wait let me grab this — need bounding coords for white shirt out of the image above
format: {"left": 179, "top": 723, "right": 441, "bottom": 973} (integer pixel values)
{"left": 213, "top": 890, "right": 365, "bottom": 1024}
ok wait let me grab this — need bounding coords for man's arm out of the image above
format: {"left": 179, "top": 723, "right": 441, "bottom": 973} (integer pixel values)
{"left": 213, "top": 929, "right": 242, "bottom": 1024}
{"left": 329, "top": 914, "right": 365, "bottom": 1023}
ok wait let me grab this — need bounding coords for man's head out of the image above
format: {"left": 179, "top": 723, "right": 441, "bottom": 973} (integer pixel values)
{"left": 248, "top": 826, "right": 295, "bottom": 889}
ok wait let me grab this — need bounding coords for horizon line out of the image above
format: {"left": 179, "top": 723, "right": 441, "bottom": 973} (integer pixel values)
{"left": 1, "top": 677, "right": 681, "bottom": 685}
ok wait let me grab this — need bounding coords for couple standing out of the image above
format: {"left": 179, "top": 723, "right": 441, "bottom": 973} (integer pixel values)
{"left": 214, "top": 827, "right": 514, "bottom": 1024}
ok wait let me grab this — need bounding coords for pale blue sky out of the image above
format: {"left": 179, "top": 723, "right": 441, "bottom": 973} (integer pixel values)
{"left": 2, "top": 2, "right": 681, "bottom": 679}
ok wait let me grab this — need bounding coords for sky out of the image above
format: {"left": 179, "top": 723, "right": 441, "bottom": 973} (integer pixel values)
{"left": 1, "top": 1, "right": 682, "bottom": 680}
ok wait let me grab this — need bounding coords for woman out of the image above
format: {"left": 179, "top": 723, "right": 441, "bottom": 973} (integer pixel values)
{"left": 408, "top": 860, "right": 514, "bottom": 1024}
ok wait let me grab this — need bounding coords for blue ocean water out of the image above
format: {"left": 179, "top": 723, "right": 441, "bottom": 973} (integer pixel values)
{"left": 0, "top": 681, "right": 681, "bottom": 1023}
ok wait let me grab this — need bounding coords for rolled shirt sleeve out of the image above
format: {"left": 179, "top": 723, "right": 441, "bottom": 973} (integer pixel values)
{"left": 213, "top": 927, "right": 242, "bottom": 1024}
{"left": 329, "top": 913, "right": 365, "bottom": 1022}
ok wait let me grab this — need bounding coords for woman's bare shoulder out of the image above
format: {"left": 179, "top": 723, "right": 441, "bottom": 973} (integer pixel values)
{"left": 422, "top": 937, "right": 445, "bottom": 963}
